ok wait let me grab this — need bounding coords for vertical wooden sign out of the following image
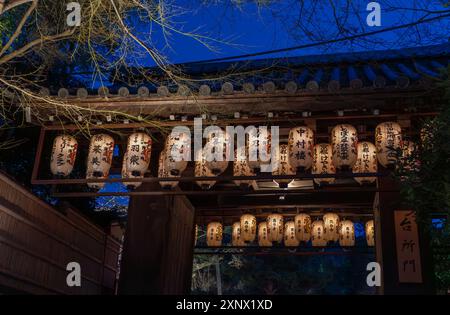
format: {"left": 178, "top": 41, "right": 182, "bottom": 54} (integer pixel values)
{"left": 394, "top": 210, "right": 423, "bottom": 283}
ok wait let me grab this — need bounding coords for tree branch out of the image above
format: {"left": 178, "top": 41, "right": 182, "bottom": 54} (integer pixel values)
{"left": 0, "top": 0, "right": 34, "bottom": 15}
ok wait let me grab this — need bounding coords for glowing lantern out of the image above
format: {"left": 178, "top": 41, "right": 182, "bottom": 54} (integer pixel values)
{"left": 232, "top": 222, "right": 246, "bottom": 246}
{"left": 158, "top": 150, "right": 179, "bottom": 189}
{"left": 122, "top": 151, "right": 143, "bottom": 189}
{"left": 294, "top": 213, "right": 311, "bottom": 242}
{"left": 240, "top": 214, "right": 257, "bottom": 242}
{"left": 204, "top": 128, "right": 230, "bottom": 175}
{"left": 311, "top": 220, "right": 327, "bottom": 247}
{"left": 233, "top": 149, "right": 255, "bottom": 188}
{"left": 195, "top": 149, "right": 217, "bottom": 190}
{"left": 365, "top": 220, "right": 375, "bottom": 247}
{"left": 272, "top": 144, "right": 295, "bottom": 188}
{"left": 284, "top": 221, "right": 299, "bottom": 247}
{"left": 339, "top": 220, "right": 355, "bottom": 247}
{"left": 258, "top": 222, "right": 272, "bottom": 247}
{"left": 323, "top": 213, "right": 340, "bottom": 242}
{"left": 86, "top": 134, "right": 114, "bottom": 189}
{"left": 206, "top": 222, "right": 222, "bottom": 247}
{"left": 312, "top": 144, "right": 336, "bottom": 185}
{"left": 331, "top": 124, "right": 358, "bottom": 169}
{"left": 267, "top": 214, "right": 284, "bottom": 243}
{"left": 247, "top": 127, "right": 271, "bottom": 171}
{"left": 164, "top": 130, "right": 191, "bottom": 176}
{"left": 50, "top": 135, "right": 78, "bottom": 176}
{"left": 352, "top": 142, "right": 378, "bottom": 185}
{"left": 288, "top": 126, "right": 314, "bottom": 171}
{"left": 375, "top": 122, "right": 402, "bottom": 167}
{"left": 125, "top": 132, "right": 152, "bottom": 177}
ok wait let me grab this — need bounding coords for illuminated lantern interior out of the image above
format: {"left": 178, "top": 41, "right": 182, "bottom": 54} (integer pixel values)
{"left": 164, "top": 130, "right": 191, "bottom": 176}
{"left": 288, "top": 126, "right": 314, "bottom": 171}
{"left": 294, "top": 213, "right": 311, "bottom": 242}
{"left": 339, "top": 220, "right": 355, "bottom": 247}
{"left": 311, "top": 220, "right": 327, "bottom": 247}
{"left": 267, "top": 214, "right": 284, "bottom": 243}
{"left": 232, "top": 222, "right": 246, "bottom": 246}
{"left": 240, "top": 214, "right": 257, "bottom": 242}
{"left": 122, "top": 151, "right": 143, "bottom": 189}
{"left": 247, "top": 127, "right": 271, "bottom": 171}
{"left": 312, "top": 143, "right": 336, "bottom": 185}
{"left": 206, "top": 222, "right": 223, "bottom": 247}
{"left": 50, "top": 135, "right": 78, "bottom": 177}
{"left": 204, "top": 128, "right": 230, "bottom": 175}
{"left": 365, "top": 220, "right": 375, "bottom": 247}
{"left": 158, "top": 150, "right": 179, "bottom": 189}
{"left": 323, "top": 213, "right": 340, "bottom": 242}
{"left": 352, "top": 141, "right": 378, "bottom": 185}
{"left": 272, "top": 144, "right": 295, "bottom": 188}
{"left": 284, "top": 221, "right": 299, "bottom": 247}
{"left": 375, "top": 122, "right": 402, "bottom": 168}
{"left": 86, "top": 134, "right": 115, "bottom": 190}
{"left": 258, "top": 222, "right": 272, "bottom": 247}
{"left": 195, "top": 149, "right": 217, "bottom": 190}
{"left": 331, "top": 124, "right": 358, "bottom": 170}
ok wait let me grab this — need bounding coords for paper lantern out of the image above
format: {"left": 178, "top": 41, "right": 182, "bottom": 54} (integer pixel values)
{"left": 158, "top": 150, "right": 179, "bottom": 189}
{"left": 284, "top": 221, "right": 299, "bottom": 247}
{"left": 204, "top": 128, "right": 230, "bottom": 175}
{"left": 247, "top": 127, "right": 271, "bottom": 171}
{"left": 206, "top": 222, "right": 222, "bottom": 247}
{"left": 272, "top": 144, "right": 295, "bottom": 188}
{"left": 240, "top": 214, "right": 257, "bottom": 242}
{"left": 375, "top": 122, "right": 402, "bottom": 167}
{"left": 125, "top": 132, "right": 152, "bottom": 177}
{"left": 352, "top": 142, "right": 378, "bottom": 185}
{"left": 232, "top": 222, "right": 246, "bottom": 246}
{"left": 195, "top": 149, "right": 217, "bottom": 190}
{"left": 312, "top": 144, "right": 336, "bottom": 185}
{"left": 122, "top": 151, "right": 143, "bottom": 189}
{"left": 323, "top": 213, "right": 340, "bottom": 242}
{"left": 86, "top": 134, "right": 114, "bottom": 189}
{"left": 233, "top": 149, "right": 255, "bottom": 188}
{"left": 50, "top": 135, "right": 78, "bottom": 176}
{"left": 294, "top": 213, "right": 311, "bottom": 242}
{"left": 288, "top": 126, "right": 314, "bottom": 171}
{"left": 311, "top": 220, "right": 327, "bottom": 247}
{"left": 365, "top": 220, "right": 375, "bottom": 247}
{"left": 258, "top": 222, "right": 272, "bottom": 247}
{"left": 267, "top": 214, "right": 283, "bottom": 243}
{"left": 339, "top": 220, "right": 355, "bottom": 247}
{"left": 331, "top": 124, "right": 358, "bottom": 170}
{"left": 164, "top": 130, "right": 191, "bottom": 176}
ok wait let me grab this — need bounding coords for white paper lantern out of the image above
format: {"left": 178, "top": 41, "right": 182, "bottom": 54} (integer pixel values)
{"left": 331, "top": 124, "right": 358, "bottom": 169}
{"left": 288, "top": 126, "right": 314, "bottom": 171}
{"left": 164, "top": 130, "right": 191, "bottom": 176}
{"left": 311, "top": 220, "right": 327, "bottom": 247}
{"left": 86, "top": 134, "right": 114, "bottom": 189}
{"left": 206, "top": 222, "right": 223, "bottom": 247}
{"left": 258, "top": 222, "right": 272, "bottom": 247}
{"left": 233, "top": 149, "right": 255, "bottom": 188}
{"left": 232, "top": 222, "right": 246, "bottom": 246}
{"left": 247, "top": 127, "right": 271, "bottom": 171}
{"left": 352, "top": 142, "right": 378, "bottom": 185}
{"left": 312, "top": 144, "right": 336, "bottom": 185}
{"left": 323, "top": 213, "right": 340, "bottom": 242}
{"left": 125, "top": 132, "right": 152, "bottom": 177}
{"left": 294, "top": 213, "right": 311, "bottom": 242}
{"left": 272, "top": 144, "right": 295, "bottom": 188}
{"left": 375, "top": 122, "right": 402, "bottom": 168}
{"left": 267, "top": 214, "right": 284, "bottom": 243}
{"left": 158, "top": 150, "right": 179, "bottom": 189}
{"left": 195, "top": 149, "right": 217, "bottom": 190}
{"left": 204, "top": 128, "right": 230, "bottom": 175}
{"left": 339, "top": 220, "right": 355, "bottom": 247}
{"left": 365, "top": 220, "right": 375, "bottom": 247}
{"left": 122, "top": 151, "right": 143, "bottom": 189}
{"left": 240, "top": 214, "right": 257, "bottom": 242}
{"left": 284, "top": 221, "right": 299, "bottom": 247}
{"left": 50, "top": 135, "right": 78, "bottom": 176}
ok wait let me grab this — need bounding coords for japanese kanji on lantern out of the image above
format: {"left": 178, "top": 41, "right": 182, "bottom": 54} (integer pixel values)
{"left": 266, "top": 214, "right": 283, "bottom": 243}
{"left": 312, "top": 143, "right": 336, "bottom": 185}
{"left": 352, "top": 141, "right": 378, "bottom": 185}
{"left": 311, "top": 220, "right": 327, "bottom": 247}
{"left": 233, "top": 149, "right": 255, "bottom": 189}
{"left": 86, "top": 134, "right": 115, "bottom": 189}
{"left": 164, "top": 129, "right": 191, "bottom": 176}
{"left": 331, "top": 124, "right": 358, "bottom": 170}
{"left": 122, "top": 151, "right": 142, "bottom": 190}
{"left": 232, "top": 222, "right": 246, "bottom": 246}
{"left": 125, "top": 132, "right": 152, "bottom": 177}
{"left": 323, "top": 213, "right": 340, "bottom": 242}
{"left": 158, "top": 150, "right": 179, "bottom": 189}
{"left": 339, "top": 220, "right": 355, "bottom": 247}
{"left": 284, "top": 221, "right": 299, "bottom": 247}
{"left": 247, "top": 127, "right": 271, "bottom": 172}
{"left": 195, "top": 149, "right": 217, "bottom": 190}
{"left": 365, "top": 220, "right": 375, "bottom": 247}
{"left": 206, "top": 222, "right": 223, "bottom": 247}
{"left": 204, "top": 128, "right": 230, "bottom": 175}
{"left": 294, "top": 213, "right": 311, "bottom": 242}
{"left": 288, "top": 126, "right": 314, "bottom": 172}
{"left": 258, "top": 222, "right": 272, "bottom": 247}
{"left": 240, "top": 214, "right": 257, "bottom": 242}
{"left": 375, "top": 122, "right": 402, "bottom": 168}
{"left": 50, "top": 135, "right": 78, "bottom": 176}
{"left": 272, "top": 144, "right": 295, "bottom": 188}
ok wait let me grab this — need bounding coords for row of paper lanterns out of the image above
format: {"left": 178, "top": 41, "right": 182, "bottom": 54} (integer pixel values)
{"left": 202, "top": 213, "right": 375, "bottom": 248}
{"left": 50, "top": 122, "right": 415, "bottom": 189}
